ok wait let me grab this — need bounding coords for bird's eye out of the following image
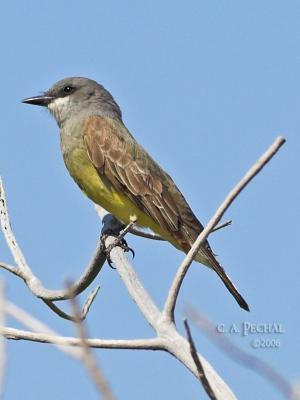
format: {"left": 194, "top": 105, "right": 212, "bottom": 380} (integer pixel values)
{"left": 63, "top": 86, "right": 73, "bottom": 94}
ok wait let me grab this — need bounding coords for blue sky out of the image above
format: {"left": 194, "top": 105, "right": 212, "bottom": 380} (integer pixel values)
{"left": 0, "top": 1, "right": 299, "bottom": 399}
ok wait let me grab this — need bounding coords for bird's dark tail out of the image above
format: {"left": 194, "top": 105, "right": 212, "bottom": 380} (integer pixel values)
{"left": 196, "top": 247, "right": 250, "bottom": 311}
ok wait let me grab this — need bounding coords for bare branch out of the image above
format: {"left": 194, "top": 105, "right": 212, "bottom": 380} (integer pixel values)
{"left": 0, "top": 179, "right": 105, "bottom": 300}
{"left": 0, "top": 262, "right": 20, "bottom": 276}
{"left": 0, "top": 281, "right": 6, "bottom": 399}
{"left": 1, "top": 199, "right": 238, "bottom": 398}
{"left": 42, "top": 299, "right": 78, "bottom": 321}
{"left": 186, "top": 307, "right": 298, "bottom": 400}
{"left": 68, "top": 282, "right": 115, "bottom": 400}
{"left": 163, "top": 136, "right": 286, "bottom": 322}
{"left": 129, "top": 227, "right": 165, "bottom": 241}
{"left": 81, "top": 285, "right": 101, "bottom": 318}
{"left": 41, "top": 285, "right": 100, "bottom": 322}
{"left": 184, "top": 319, "right": 217, "bottom": 400}
{"left": 103, "top": 233, "right": 161, "bottom": 328}
{"left": 0, "top": 178, "right": 31, "bottom": 276}
{"left": 41, "top": 285, "right": 98, "bottom": 322}
{"left": 0, "top": 327, "right": 164, "bottom": 350}
{"left": 100, "top": 220, "right": 237, "bottom": 399}
{"left": 117, "top": 219, "right": 137, "bottom": 241}
{"left": 211, "top": 220, "right": 232, "bottom": 232}
{"left": 128, "top": 220, "right": 232, "bottom": 242}
{"left": 0, "top": 177, "right": 105, "bottom": 318}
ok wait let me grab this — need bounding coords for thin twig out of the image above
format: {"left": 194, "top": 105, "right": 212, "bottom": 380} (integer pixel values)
{"left": 0, "top": 281, "right": 6, "bottom": 399}
{"left": 184, "top": 319, "right": 217, "bottom": 400}
{"left": 0, "top": 262, "right": 19, "bottom": 276}
{"left": 211, "top": 220, "right": 232, "bottom": 232}
{"left": 42, "top": 299, "right": 79, "bottom": 321}
{"left": 129, "top": 227, "right": 165, "bottom": 241}
{"left": 68, "top": 281, "right": 115, "bottom": 400}
{"left": 42, "top": 285, "right": 100, "bottom": 322}
{"left": 186, "top": 307, "right": 297, "bottom": 400}
{"left": 0, "top": 180, "right": 31, "bottom": 275}
{"left": 163, "top": 136, "right": 286, "bottom": 322}
{"left": 128, "top": 220, "right": 232, "bottom": 241}
{"left": 0, "top": 327, "right": 164, "bottom": 350}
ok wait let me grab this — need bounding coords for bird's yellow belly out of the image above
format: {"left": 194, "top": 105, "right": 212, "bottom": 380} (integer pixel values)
{"left": 63, "top": 147, "right": 170, "bottom": 238}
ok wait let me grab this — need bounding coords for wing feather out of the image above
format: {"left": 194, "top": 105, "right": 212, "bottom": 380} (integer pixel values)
{"left": 83, "top": 115, "right": 201, "bottom": 238}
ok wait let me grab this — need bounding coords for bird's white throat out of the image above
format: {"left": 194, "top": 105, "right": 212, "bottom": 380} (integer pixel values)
{"left": 48, "top": 96, "right": 70, "bottom": 124}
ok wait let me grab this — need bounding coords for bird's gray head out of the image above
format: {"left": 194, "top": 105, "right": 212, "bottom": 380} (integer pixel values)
{"left": 22, "top": 77, "right": 122, "bottom": 127}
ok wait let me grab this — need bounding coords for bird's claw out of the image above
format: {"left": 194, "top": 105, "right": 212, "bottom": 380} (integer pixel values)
{"left": 101, "top": 234, "right": 135, "bottom": 269}
{"left": 119, "top": 238, "right": 135, "bottom": 259}
{"left": 107, "top": 254, "right": 116, "bottom": 269}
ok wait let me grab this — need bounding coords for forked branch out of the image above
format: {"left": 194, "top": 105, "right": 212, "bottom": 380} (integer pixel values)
{"left": 0, "top": 176, "right": 105, "bottom": 319}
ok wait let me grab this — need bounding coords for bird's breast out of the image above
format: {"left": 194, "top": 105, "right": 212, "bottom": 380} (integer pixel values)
{"left": 59, "top": 123, "right": 175, "bottom": 239}
{"left": 60, "top": 137, "right": 155, "bottom": 229}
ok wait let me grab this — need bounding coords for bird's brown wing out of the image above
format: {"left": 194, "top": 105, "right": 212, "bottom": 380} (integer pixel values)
{"left": 83, "top": 115, "right": 203, "bottom": 247}
{"left": 83, "top": 115, "right": 249, "bottom": 311}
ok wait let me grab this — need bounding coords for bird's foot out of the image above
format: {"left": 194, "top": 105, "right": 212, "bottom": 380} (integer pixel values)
{"left": 101, "top": 233, "right": 135, "bottom": 269}
{"left": 117, "top": 238, "right": 135, "bottom": 259}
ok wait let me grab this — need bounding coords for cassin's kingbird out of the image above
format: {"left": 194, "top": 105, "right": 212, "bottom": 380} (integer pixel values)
{"left": 22, "top": 77, "right": 249, "bottom": 311}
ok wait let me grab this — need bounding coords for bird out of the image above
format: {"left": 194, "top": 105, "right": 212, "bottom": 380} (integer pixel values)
{"left": 22, "top": 76, "right": 249, "bottom": 311}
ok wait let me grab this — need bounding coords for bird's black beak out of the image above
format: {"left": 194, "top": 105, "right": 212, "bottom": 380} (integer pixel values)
{"left": 22, "top": 95, "right": 54, "bottom": 107}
